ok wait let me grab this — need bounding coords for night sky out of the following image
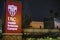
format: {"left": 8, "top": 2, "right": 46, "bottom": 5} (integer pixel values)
{"left": 0, "top": 0, "right": 60, "bottom": 21}
{"left": 26, "top": 0, "right": 60, "bottom": 21}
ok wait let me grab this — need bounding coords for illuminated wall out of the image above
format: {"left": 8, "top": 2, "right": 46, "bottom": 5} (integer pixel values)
{"left": 30, "top": 21, "right": 44, "bottom": 28}
{"left": 54, "top": 18, "right": 60, "bottom": 28}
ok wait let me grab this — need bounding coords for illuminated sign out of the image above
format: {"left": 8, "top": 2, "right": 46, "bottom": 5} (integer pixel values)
{"left": 5, "top": 1, "right": 22, "bottom": 33}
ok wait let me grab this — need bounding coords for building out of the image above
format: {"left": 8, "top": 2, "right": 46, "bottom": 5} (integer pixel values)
{"left": 29, "top": 21, "right": 44, "bottom": 29}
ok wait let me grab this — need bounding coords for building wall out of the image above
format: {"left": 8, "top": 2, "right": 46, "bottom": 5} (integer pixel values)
{"left": 30, "top": 21, "right": 44, "bottom": 28}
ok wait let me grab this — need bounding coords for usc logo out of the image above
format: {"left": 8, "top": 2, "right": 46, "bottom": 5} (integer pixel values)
{"left": 8, "top": 17, "right": 16, "bottom": 22}
{"left": 8, "top": 5, "right": 17, "bottom": 16}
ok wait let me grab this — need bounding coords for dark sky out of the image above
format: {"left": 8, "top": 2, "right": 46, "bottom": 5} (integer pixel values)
{"left": 0, "top": 0, "right": 60, "bottom": 21}
{"left": 26, "top": 0, "right": 60, "bottom": 21}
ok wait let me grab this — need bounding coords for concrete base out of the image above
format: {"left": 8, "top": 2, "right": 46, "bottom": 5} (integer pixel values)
{"left": 2, "top": 33, "right": 22, "bottom": 40}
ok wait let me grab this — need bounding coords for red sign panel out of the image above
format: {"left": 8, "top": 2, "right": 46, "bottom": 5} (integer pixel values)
{"left": 5, "top": 1, "right": 22, "bottom": 33}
